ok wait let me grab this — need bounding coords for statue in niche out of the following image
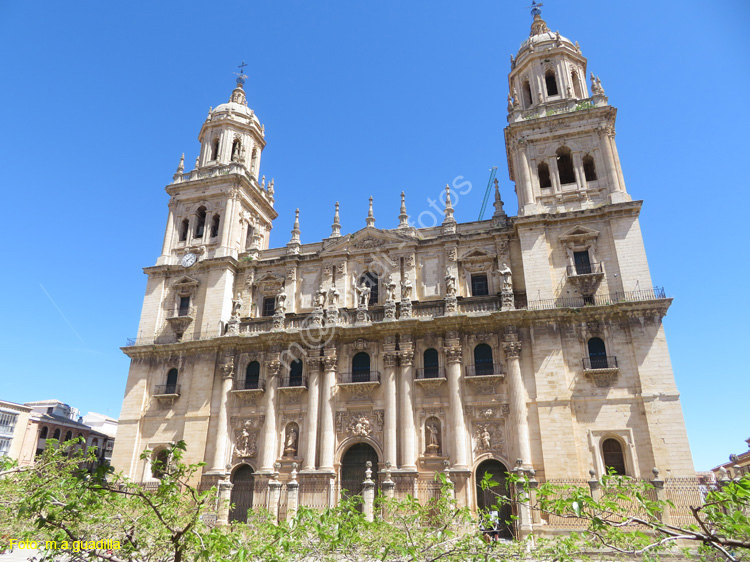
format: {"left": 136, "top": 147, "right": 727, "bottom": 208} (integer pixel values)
{"left": 327, "top": 286, "right": 340, "bottom": 306}
{"left": 314, "top": 288, "right": 326, "bottom": 309}
{"left": 274, "top": 289, "right": 287, "bottom": 315}
{"left": 355, "top": 281, "right": 371, "bottom": 309}
{"left": 284, "top": 425, "right": 298, "bottom": 457}
{"left": 498, "top": 262, "right": 513, "bottom": 292}
{"left": 425, "top": 419, "right": 441, "bottom": 456}
{"left": 401, "top": 278, "right": 413, "bottom": 300}
{"left": 445, "top": 272, "right": 457, "bottom": 297}
{"left": 236, "top": 428, "right": 257, "bottom": 457}
{"left": 385, "top": 274, "right": 397, "bottom": 302}
{"left": 232, "top": 293, "right": 243, "bottom": 317}
{"left": 479, "top": 425, "right": 492, "bottom": 451}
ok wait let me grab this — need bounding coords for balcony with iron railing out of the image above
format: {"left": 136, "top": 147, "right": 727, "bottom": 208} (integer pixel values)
{"left": 279, "top": 375, "right": 308, "bottom": 389}
{"left": 338, "top": 371, "right": 381, "bottom": 384}
{"left": 566, "top": 262, "right": 604, "bottom": 277}
{"left": 232, "top": 378, "right": 266, "bottom": 391}
{"left": 582, "top": 356, "right": 618, "bottom": 370}
{"left": 415, "top": 367, "right": 445, "bottom": 380}
{"left": 465, "top": 364, "right": 504, "bottom": 378}
{"left": 154, "top": 384, "right": 181, "bottom": 397}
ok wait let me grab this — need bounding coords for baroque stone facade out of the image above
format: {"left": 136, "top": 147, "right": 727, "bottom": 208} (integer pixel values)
{"left": 113, "top": 9, "right": 695, "bottom": 531}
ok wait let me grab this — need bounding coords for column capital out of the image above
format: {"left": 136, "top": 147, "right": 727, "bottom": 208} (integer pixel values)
{"left": 444, "top": 346, "right": 463, "bottom": 364}
{"left": 321, "top": 355, "right": 338, "bottom": 372}
{"left": 266, "top": 360, "right": 282, "bottom": 377}
{"left": 399, "top": 350, "right": 414, "bottom": 366}
{"left": 502, "top": 341, "right": 522, "bottom": 359}
{"left": 383, "top": 352, "right": 399, "bottom": 368}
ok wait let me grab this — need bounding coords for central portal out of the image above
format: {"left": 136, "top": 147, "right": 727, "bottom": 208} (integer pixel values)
{"left": 475, "top": 459, "right": 513, "bottom": 539}
{"left": 340, "top": 442, "right": 378, "bottom": 504}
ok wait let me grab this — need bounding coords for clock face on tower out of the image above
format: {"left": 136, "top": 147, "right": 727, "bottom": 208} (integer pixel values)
{"left": 181, "top": 253, "right": 197, "bottom": 268}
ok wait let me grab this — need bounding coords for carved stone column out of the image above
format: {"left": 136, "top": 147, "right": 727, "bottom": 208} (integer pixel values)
{"left": 445, "top": 345, "right": 469, "bottom": 469}
{"left": 302, "top": 358, "right": 321, "bottom": 471}
{"left": 318, "top": 351, "right": 338, "bottom": 472}
{"left": 211, "top": 352, "right": 235, "bottom": 472}
{"left": 383, "top": 352, "right": 399, "bottom": 469}
{"left": 260, "top": 359, "right": 281, "bottom": 472}
{"left": 362, "top": 461, "right": 375, "bottom": 523}
{"left": 503, "top": 330, "right": 531, "bottom": 466}
{"left": 286, "top": 463, "right": 299, "bottom": 522}
{"left": 399, "top": 349, "right": 417, "bottom": 470}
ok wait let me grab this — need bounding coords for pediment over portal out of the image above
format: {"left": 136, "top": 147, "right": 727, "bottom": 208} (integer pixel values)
{"left": 559, "top": 225, "right": 599, "bottom": 243}
{"left": 320, "top": 227, "right": 416, "bottom": 256}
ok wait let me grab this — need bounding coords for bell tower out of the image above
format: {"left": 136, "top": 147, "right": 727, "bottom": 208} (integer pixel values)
{"left": 505, "top": 3, "right": 631, "bottom": 215}
{"left": 157, "top": 70, "right": 277, "bottom": 266}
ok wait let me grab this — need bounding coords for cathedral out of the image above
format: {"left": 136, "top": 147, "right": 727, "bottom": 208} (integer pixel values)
{"left": 112, "top": 7, "right": 695, "bottom": 533}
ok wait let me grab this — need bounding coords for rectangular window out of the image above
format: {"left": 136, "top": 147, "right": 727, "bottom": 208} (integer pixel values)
{"left": 0, "top": 437, "right": 11, "bottom": 456}
{"left": 0, "top": 412, "right": 17, "bottom": 436}
{"left": 262, "top": 297, "right": 275, "bottom": 317}
{"left": 471, "top": 274, "right": 489, "bottom": 296}
{"left": 178, "top": 296, "right": 191, "bottom": 317}
{"left": 573, "top": 251, "right": 592, "bottom": 275}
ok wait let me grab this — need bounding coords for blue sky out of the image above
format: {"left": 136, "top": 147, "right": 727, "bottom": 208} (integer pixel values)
{"left": 0, "top": 1, "right": 747, "bottom": 471}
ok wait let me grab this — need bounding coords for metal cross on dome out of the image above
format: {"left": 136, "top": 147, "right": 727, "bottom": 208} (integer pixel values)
{"left": 234, "top": 61, "right": 248, "bottom": 86}
{"left": 527, "top": 1, "right": 543, "bottom": 16}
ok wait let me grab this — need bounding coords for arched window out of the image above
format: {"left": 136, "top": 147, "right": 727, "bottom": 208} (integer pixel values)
{"left": 53, "top": 428, "right": 61, "bottom": 440}
{"left": 195, "top": 207, "right": 207, "bottom": 238}
{"left": 587, "top": 337, "right": 608, "bottom": 369}
{"left": 583, "top": 154, "right": 597, "bottom": 181}
{"left": 522, "top": 80, "right": 532, "bottom": 108}
{"left": 571, "top": 70, "right": 583, "bottom": 98}
{"left": 473, "top": 344, "right": 494, "bottom": 376}
{"left": 250, "top": 148, "right": 259, "bottom": 173}
{"left": 245, "top": 361, "right": 260, "bottom": 389}
{"left": 556, "top": 147, "right": 576, "bottom": 185}
{"left": 39, "top": 426, "right": 48, "bottom": 439}
{"left": 64, "top": 431, "right": 72, "bottom": 442}
{"left": 538, "top": 162, "right": 552, "bottom": 189}
{"left": 423, "top": 348, "right": 439, "bottom": 379}
{"left": 211, "top": 138, "right": 220, "bottom": 161}
{"left": 210, "top": 214, "right": 220, "bottom": 238}
{"left": 166, "top": 368, "right": 179, "bottom": 394}
{"left": 352, "top": 352, "right": 371, "bottom": 383}
{"left": 152, "top": 449, "right": 170, "bottom": 479}
{"left": 289, "top": 359, "right": 303, "bottom": 387}
{"left": 179, "top": 219, "right": 189, "bottom": 242}
{"left": 602, "top": 438, "right": 627, "bottom": 475}
{"left": 545, "top": 69, "right": 559, "bottom": 96}
{"left": 231, "top": 139, "right": 242, "bottom": 162}
{"left": 360, "top": 272, "right": 379, "bottom": 306}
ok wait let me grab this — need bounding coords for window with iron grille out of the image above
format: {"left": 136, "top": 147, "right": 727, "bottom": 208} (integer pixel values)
{"left": 471, "top": 274, "right": 489, "bottom": 296}
{"left": 262, "top": 297, "right": 275, "bottom": 317}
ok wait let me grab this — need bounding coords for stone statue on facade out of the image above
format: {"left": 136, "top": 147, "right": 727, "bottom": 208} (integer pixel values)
{"left": 236, "top": 428, "right": 257, "bottom": 458}
{"left": 401, "top": 278, "right": 413, "bottom": 300}
{"left": 284, "top": 426, "right": 298, "bottom": 457}
{"left": 314, "top": 288, "right": 326, "bottom": 309}
{"left": 274, "top": 290, "right": 287, "bottom": 315}
{"left": 498, "top": 262, "right": 513, "bottom": 292}
{"left": 426, "top": 422, "right": 440, "bottom": 456}
{"left": 445, "top": 272, "right": 457, "bottom": 297}
{"left": 232, "top": 293, "right": 243, "bottom": 317}
{"left": 355, "top": 281, "right": 371, "bottom": 309}
{"left": 327, "top": 286, "right": 340, "bottom": 306}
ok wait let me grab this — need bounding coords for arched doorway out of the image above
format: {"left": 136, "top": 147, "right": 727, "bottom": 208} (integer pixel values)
{"left": 230, "top": 464, "right": 255, "bottom": 523}
{"left": 475, "top": 459, "right": 513, "bottom": 539}
{"left": 340, "top": 443, "right": 378, "bottom": 507}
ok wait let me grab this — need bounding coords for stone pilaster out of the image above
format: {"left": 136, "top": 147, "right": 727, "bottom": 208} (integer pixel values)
{"left": 211, "top": 351, "right": 235, "bottom": 472}
{"left": 398, "top": 348, "right": 417, "bottom": 470}
{"left": 444, "top": 345, "right": 469, "bottom": 469}
{"left": 260, "top": 359, "right": 281, "bottom": 471}
{"left": 383, "top": 353, "right": 399, "bottom": 469}
{"left": 286, "top": 463, "right": 299, "bottom": 521}
{"left": 318, "top": 351, "right": 338, "bottom": 471}
{"left": 503, "top": 329, "right": 531, "bottom": 466}
{"left": 302, "top": 358, "right": 321, "bottom": 471}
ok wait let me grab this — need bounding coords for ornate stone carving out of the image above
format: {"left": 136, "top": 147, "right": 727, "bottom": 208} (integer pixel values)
{"left": 415, "top": 377, "right": 445, "bottom": 396}
{"left": 444, "top": 346, "right": 463, "bottom": 364}
{"left": 335, "top": 411, "right": 345, "bottom": 433}
{"left": 475, "top": 422, "right": 505, "bottom": 453}
{"left": 347, "top": 414, "right": 372, "bottom": 437}
{"left": 383, "top": 353, "right": 399, "bottom": 368}
{"left": 220, "top": 354, "right": 235, "bottom": 379}
{"left": 374, "top": 409, "right": 385, "bottom": 431}
{"left": 400, "top": 351, "right": 415, "bottom": 366}
{"left": 447, "top": 247, "right": 457, "bottom": 262}
{"left": 266, "top": 360, "right": 281, "bottom": 377}
{"left": 353, "top": 237, "right": 385, "bottom": 249}
{"left": 321, "top": 355, "right": 338, "bottom": 372}
{"left": 502, "top": 341, "right": 522, "bottom": 359}
{"left": 235, "top": 428, "right": 258, "bottom": 458}
{"left": 384, "top": 300, "right": 397, "bottom": 320}
{"left": 353, "top": 338, "right": 369, "bottom": 351}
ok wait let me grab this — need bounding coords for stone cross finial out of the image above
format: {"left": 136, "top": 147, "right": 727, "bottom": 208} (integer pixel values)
{"left": 398, "top": 191, "right": 409, "bottom": 229}
{"left": 366, "top": 196, "right": 375, "bottom": 228}
{"left": 331, "top": 201, "right": 342, "bottom": 237}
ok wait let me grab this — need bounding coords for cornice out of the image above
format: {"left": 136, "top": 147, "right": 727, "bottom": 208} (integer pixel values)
{"left": 513, "top": 200, "right": 643, "bottom": 229}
